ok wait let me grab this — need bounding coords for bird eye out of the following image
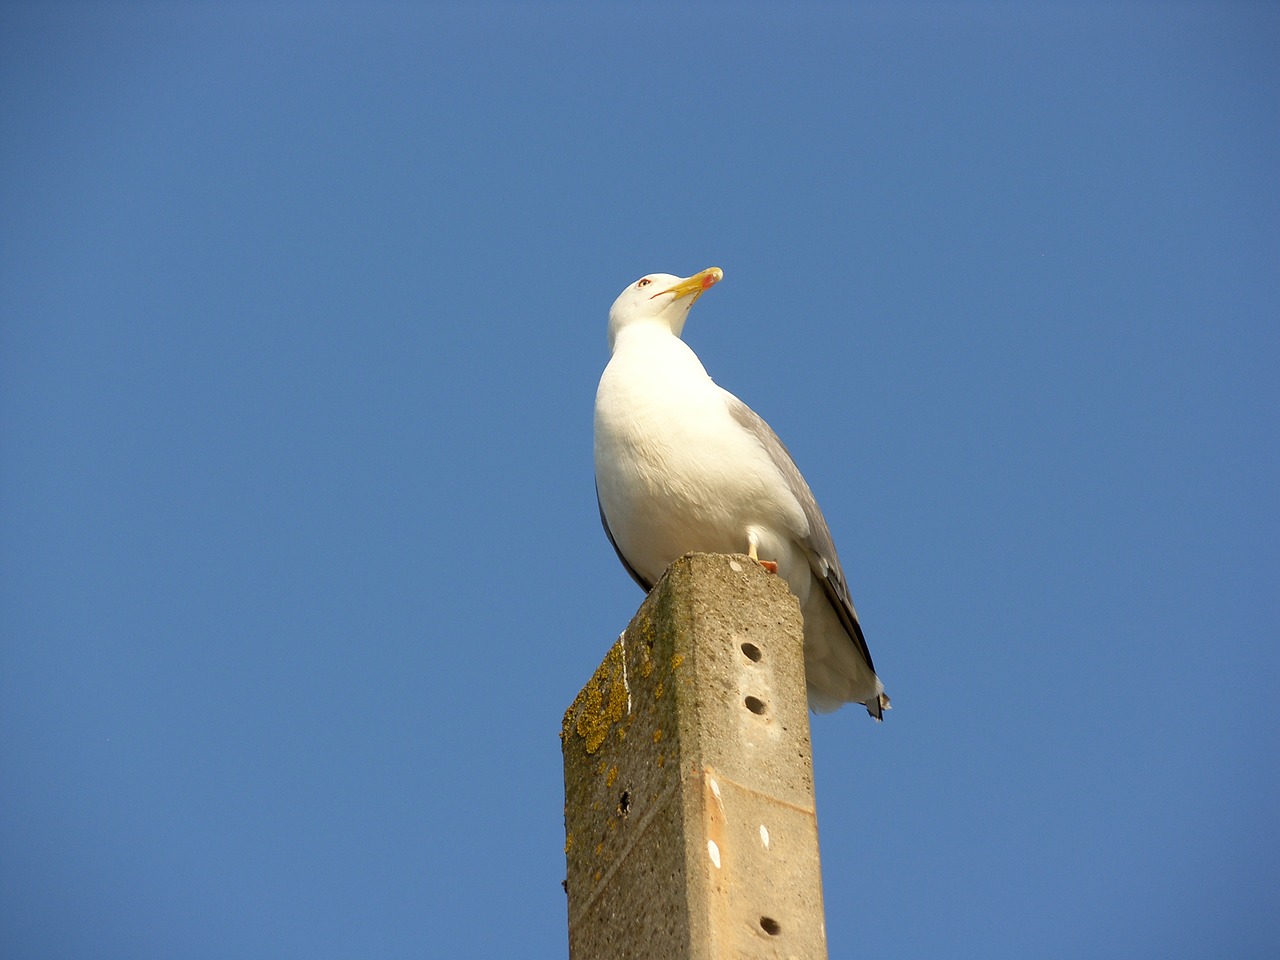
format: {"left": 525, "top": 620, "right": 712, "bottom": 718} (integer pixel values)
{"left": 637, "top": 278, "right": 652, "bottom": 287}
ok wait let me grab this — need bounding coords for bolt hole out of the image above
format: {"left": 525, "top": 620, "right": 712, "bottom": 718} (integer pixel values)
{"left": 740, "top": 642, "right": 762, "bottom": 662}
{"left": 760, "top": 916, "right": 781, "bottom": 936}
{"left": 744, "top": 695, "right": 767, "bottom": 715}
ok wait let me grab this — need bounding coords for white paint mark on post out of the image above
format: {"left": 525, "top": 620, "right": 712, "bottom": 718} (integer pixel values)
{"left": 618, "top": 630, "right": 632, "bottom": 715}
{"left": 759, "top": 824, "right": 770, "bottom": 849}
{"left": 707, "top": 840, "right": 721, "bottom": 869}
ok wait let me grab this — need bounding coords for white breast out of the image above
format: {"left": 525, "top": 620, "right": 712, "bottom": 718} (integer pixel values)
{"left": 593, "top": 327, "right": 806, "bottom": 587}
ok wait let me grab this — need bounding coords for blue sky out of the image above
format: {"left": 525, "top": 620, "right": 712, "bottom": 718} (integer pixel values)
{"left": 2, "top": 2, "right": 1276, "bottom": 958}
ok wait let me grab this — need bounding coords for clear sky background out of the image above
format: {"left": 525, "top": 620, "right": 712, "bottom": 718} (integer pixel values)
{"left": 2, "top": 2, "right": 1276, "bottom": 958}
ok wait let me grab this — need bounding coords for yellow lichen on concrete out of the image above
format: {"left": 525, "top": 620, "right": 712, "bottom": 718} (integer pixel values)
{"left": 671, "top": 653, "right": 684, "bottom": 670}
{"left": 565, "top": 641, "right": 632, "bottom": 755}
{"left": 653, "top": 729, "right": 663, "bottom": 743}
{"left": 564, "top": 834, "right": 573, "bottom": 853}
{"left": 606, "top": 765, "right": 618, "bottom": 787}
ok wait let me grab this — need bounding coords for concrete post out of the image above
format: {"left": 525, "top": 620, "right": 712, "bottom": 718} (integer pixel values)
{"left": 562, "top": 553, "right": 829, "bottom": 960}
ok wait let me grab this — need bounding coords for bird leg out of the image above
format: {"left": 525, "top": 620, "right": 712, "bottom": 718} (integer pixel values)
{"left": 746, "top": 539, "right": 779, "bottom": 575}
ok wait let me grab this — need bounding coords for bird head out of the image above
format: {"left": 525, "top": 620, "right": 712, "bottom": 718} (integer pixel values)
{"left": 607, "top": 267, "right": 723, "bottom": 349}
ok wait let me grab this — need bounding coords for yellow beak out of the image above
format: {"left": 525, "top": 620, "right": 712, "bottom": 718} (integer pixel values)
{"left": 654, "top": 266, "right": 723, "bottom": 304}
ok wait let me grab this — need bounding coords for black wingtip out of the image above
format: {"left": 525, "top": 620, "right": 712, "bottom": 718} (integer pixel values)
{"left": 865, "top": 692, "right": 891, "bottom": 721}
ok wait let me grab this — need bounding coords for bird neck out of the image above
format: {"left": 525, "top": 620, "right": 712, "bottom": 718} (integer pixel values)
{"left": 608, "top": 323, "right": 709, "bottom": 383}
{"left": 609, "top": 318, "right": 687, "bottom": 355}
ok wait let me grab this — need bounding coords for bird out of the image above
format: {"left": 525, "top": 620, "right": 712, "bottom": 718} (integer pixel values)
{"left": 593, "top": 267, "right": 889, "bottom": 720}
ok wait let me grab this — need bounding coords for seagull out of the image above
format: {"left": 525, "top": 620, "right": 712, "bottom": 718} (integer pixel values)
{"left": 593, "top": 267, "right": 889, "bottom": 720}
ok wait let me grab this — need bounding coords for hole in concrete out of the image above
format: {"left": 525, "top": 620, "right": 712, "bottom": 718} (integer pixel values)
{"left": 744, "top": 695, "right": 767, "bottom": 715}
{"left": 618, "top": 790, "right": 631, "bottom": 818}
{"left": 760, "top": 916, "right": 781, "bottom": 936}
{"left": 740, "top": 641, "right": 762, "bottom": 662}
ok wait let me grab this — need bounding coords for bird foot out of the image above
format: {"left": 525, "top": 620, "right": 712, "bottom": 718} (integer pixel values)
{"left": 746, "top": 542, "right": 778, "bottom": 574}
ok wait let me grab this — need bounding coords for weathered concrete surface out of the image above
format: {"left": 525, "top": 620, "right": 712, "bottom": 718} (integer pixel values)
{"left": 562, "top": 553, "right": 828, "bottom": 960}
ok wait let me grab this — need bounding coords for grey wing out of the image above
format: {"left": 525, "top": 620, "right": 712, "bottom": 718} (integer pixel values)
{"left": 725, "top": 394, "right": 879, "bottom": 677}
{"left": 596, "top": 481, "right": 654, "bottom": 592}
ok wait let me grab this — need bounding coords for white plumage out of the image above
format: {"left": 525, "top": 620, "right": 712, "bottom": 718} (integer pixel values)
{"left": 593, "top": 267, "right": 889, "bottom": 719}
